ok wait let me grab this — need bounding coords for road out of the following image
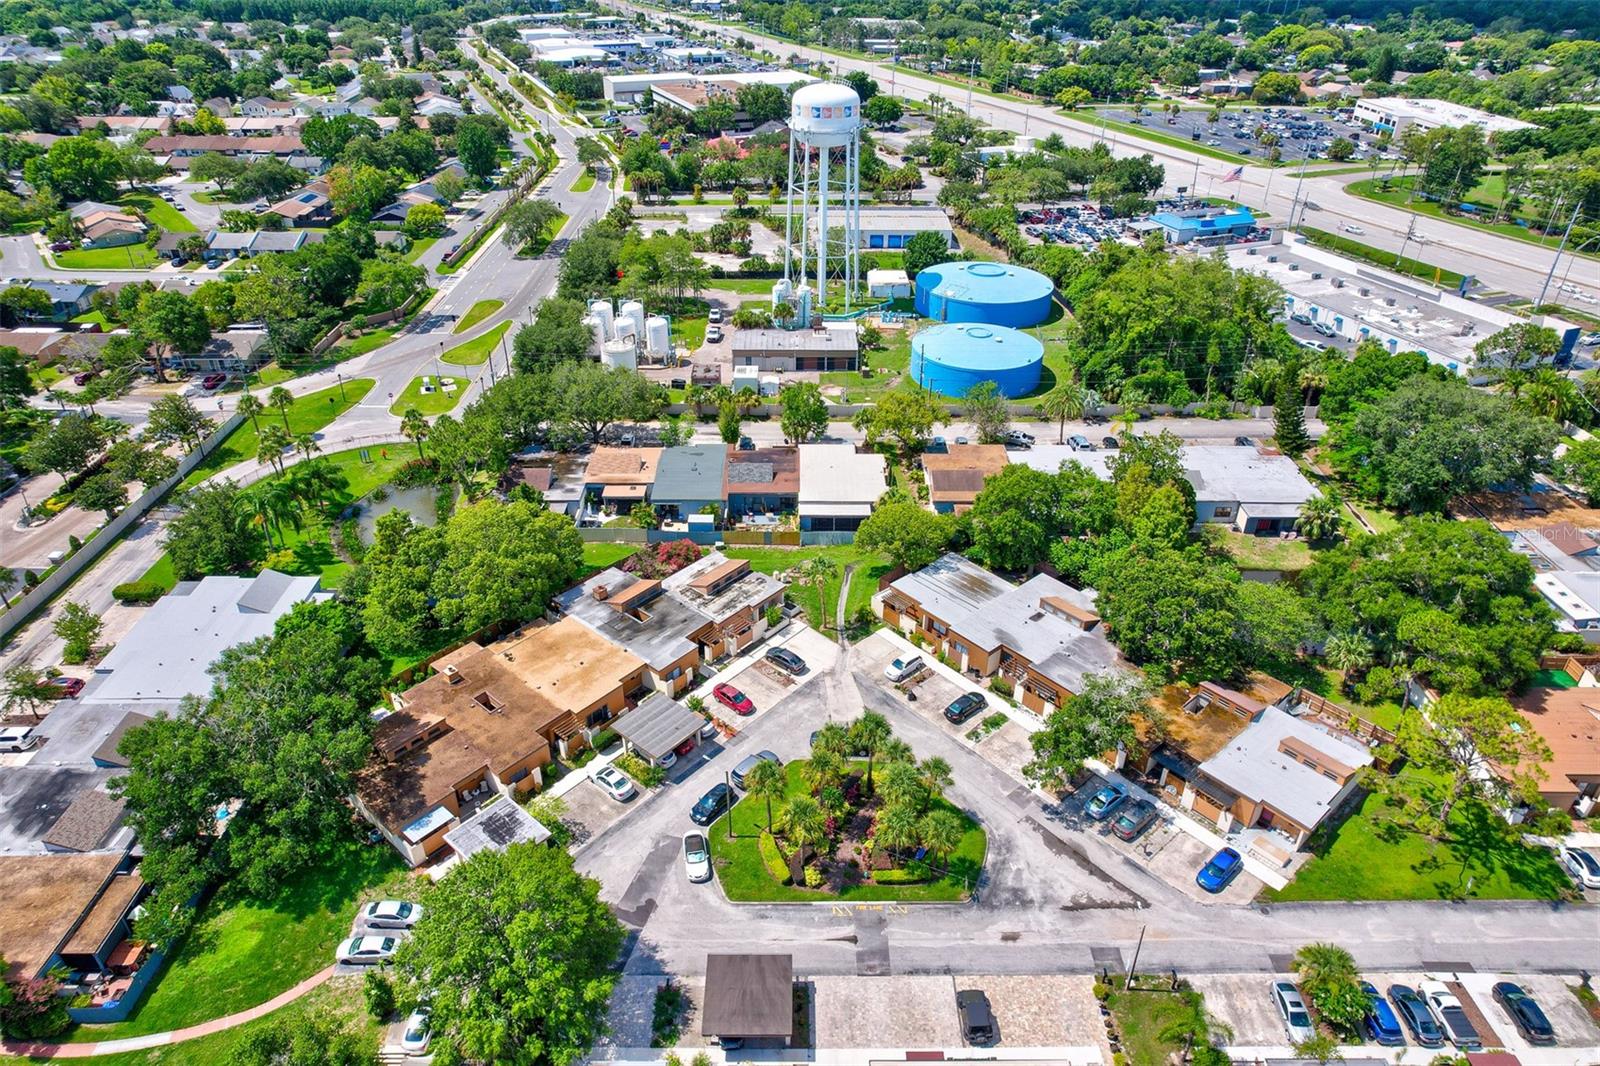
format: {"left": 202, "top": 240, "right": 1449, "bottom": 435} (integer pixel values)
{"left": 601, "top": 0, "right": 1600, "bottom": 310}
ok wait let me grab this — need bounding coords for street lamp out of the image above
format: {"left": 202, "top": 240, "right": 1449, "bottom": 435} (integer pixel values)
{"left": 336, "top": 371, "right": 346, "bottom": 401}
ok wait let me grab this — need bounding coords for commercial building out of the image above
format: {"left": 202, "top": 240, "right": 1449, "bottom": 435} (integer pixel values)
{"left": 86, "top": 571, "right": 329, "bottom": 705}
{"left": 1147, "top": 206, "right": 1257, "bottom": 245}
{"left": 852, "top": 206, "right": 956, "bottom": 252}
{"left": 1352, "top": 97, "right": 1535, "bottom": 136}
{"left": 601, "top": 69, "right": 814, "bottom": 106}
{"left": 913, "top": 261, "right": 1054, "bottom": 328}
{"left": 878, "top": 553, "right": 1121, "bottom": 715}
{"left": 731, "top": 326, "right": 858, "bottom": 372}
{"left": 1227, "top": 236, "right": 1581, "bottom": 376}
{"left": 921, "top": 444, "right": 1009, "bottom": 513}
{"left": 909, "top": 322, "right": 1044, "bottom": 399}
{"left": 797, "top": 444, "right": 888, "bottom": 537}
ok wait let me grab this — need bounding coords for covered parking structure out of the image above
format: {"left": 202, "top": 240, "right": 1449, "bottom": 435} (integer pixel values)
{"left": 611, "top": 693, "right": 705, "bottom": 767}
{"left": 701, "top": 953, "right": 793, "bottom": 1047}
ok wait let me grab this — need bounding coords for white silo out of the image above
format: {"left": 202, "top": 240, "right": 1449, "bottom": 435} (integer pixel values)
{"left": 784, "top": 81, "right": 863, "bottom": 316}
{"left": 644, "top": 315, "right": 670, "bottom": 359}
{"left": 770, "top": 276, "right": 792, "bottom": 314}
{"left": 618, "top": 300, "right": 646, "bottom": 345}
{"left": 587, "top": 299, "right": 615, "bottom": 340}
{"left": 582, "top": 314, "right": 607, "bottom": 358}
{"left": 601, "top": 338, "right": 638, "bottom": 370}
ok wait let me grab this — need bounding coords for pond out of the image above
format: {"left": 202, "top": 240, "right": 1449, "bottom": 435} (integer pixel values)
{"left": 348, "top": 483, "right": 449, "bottom": 544}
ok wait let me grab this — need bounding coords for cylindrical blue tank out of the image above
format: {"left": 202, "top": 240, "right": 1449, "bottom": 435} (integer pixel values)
{"left": 913, "top": 261, "right": 1054, "bottom": 327}
{"left": 909, "top": 322, "right": 1044, "bottom": 399}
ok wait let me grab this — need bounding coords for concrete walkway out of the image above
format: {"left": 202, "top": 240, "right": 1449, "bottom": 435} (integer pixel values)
{"left": 1, "top": 965, "right": 335, "bottom": 1059}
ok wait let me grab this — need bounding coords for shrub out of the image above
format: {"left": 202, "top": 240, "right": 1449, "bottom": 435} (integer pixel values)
{"left": 988, "top": 676, "right": 1014, "bottom": 698}
{"left": 758, "top": 830, "right": 790, "bottom": 884}
{"left": 590, "top": 728, "right": 619, "bottom": 751}
{"left": 871, "top": 867, "right": 929, "bottom": 885}
{"left": 1093, "top": 981, "right": 1111, "bottom": 1001}
{"left": 651, "top": 980, "right": 687, "bottom": 1047}
{"left": 766, "top": 603, "right": 783, "bottom": 628}
{"left": 112, "top": 580, "right": 166, "bottom": 604}
{"left": 392, "top": 457, "right": 441, "bottom": 487}
{"left": 803, "top": 866, "right": 825, "bottom": 888}
{"left": 616, "top": 752, "right": 667, "bottom": 788}
{"left": 363, "top": 971, "right": 395, "bottom": 1020}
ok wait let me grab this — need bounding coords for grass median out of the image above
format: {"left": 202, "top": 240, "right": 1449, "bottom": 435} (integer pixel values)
{"left": 390, "top": 374, "right": 465, "bottom": 415}
{"left": 453, "top": 298, "right": 504, "bottom": 333}
{"left": 442, "top": 320, "right": 511, "bottom": 365}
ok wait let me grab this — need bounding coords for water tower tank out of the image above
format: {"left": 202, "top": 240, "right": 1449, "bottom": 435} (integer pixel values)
{"left": 618, "top": 300, "right": 646, "bottom": 344}
{"left": 644, "top": 315, "right": 670, "bottom": 357}
{"left": 587, "top": 299, "right": 614, "bottom": 340}
{"left": 789, "top": 81, "right": 862, "bottom": 147}
{"left": 601, "top": 338, "right": 637, "bottom": 370}
{"left": 581, "top": 314, "right": 607, "bottom": 357}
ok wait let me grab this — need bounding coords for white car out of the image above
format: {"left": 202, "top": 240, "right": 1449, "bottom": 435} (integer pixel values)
{"left": 683, "top": 831, "right": 712, "bottom": 883}
{"left": 337, "top": 935, "right": 398, "bottom": 965}
{"left": 1343, "top": 224, "right": 1365, "bottom": 235}
{"left": 707, "top": 307, "right": 724, "bottom": 323}
{"left": 1419, "top": 980, "right": 1481, "bottom": 1049}
{"left": 1562, "top": 846, "right": 1600, "bottom": 890}
{"left": 657, "top": 748, "right": 678, "bottom": 769}
{"left": 363, "top": 900, "right": 422, "bottom": 928}
{"left": 1272, "top": 981, "right": 1316, "bottom": 1044}
{"left": 594, "top": 764, "right": 637, "bottom": 802}
{"left": 400, "top": 1007, "right": 431, "bottom": 1054}
{"left": 699, "top": 716, "right": 718, "bottom": 740}
{"left": 884, "top": 655, "right": 925, "bottom": 683}
{"left": 0, "top": 726, "right": 39, "bottom": 753}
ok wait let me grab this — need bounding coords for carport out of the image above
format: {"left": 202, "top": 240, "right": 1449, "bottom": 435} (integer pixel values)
{"left": 702, "top": 953, "right": 793, "bottom": 1047}
{"left": 612, "top": 693, "right": 704, "bottom": 767}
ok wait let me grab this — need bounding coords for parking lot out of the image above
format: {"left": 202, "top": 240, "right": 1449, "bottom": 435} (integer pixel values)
{"left": 1095, "top": 105, "right": 1381, "bottom": 164}
{"left": 699, "top": 625, "right": 839, "bottom": 730}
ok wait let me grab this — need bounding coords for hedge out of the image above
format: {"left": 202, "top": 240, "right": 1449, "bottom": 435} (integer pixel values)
{"left": 758, "top": 831, "right": 791, "bottom": 885}
{"left": 112, "top": 580, "right": 166, "bottom": 604}
{"left": 871, "top": 867, "right": 931, "bottom": 885}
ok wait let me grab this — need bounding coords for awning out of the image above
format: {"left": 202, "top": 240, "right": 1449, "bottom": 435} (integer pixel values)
{"left": 611, "top": 693, "right": 705, "bottom": 761}
{"left": 1239, "top": 502, "right": 1304, "bottom": 520}
{"left": 799, "top": 502, "right": 871, "bottom": 517}
{"left": 602, "top": 484, "right": 649, "bottom": 500}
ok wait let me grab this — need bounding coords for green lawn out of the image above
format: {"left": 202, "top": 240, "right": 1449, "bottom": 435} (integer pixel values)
{"left": 390, "top": 374, "right": 466, "bottom": 415}
{"left": 138, "top": 552, "right": 176, "bottom": 593}
{"left": 708, "top": 276, "right": 786, "bottom": 295}
{"left": 1203, "top": 526, "right": 1314, "bottom": 572}
{"left": 55, "top": 243, "right": 159, "bottom": 269}
{"left": 711, "top": 761, "right": 986, "bottom": 903}
{"left": 580, "top": 540, "right": 639, "bottom": 578}
{"left": 65, "top": 845, "right": 406, "bottom": 1042}
{"left": 1298, "top": 226, "right": 1466, "bottom": 289}
{"left": 1106, "top": 979, "right": 1217, "bottom": 1066}
{"left": 71, "top": 310, "right": 110, "bottom": 328}
{"left": 1346, "top": 177, "right": 1598, "bottom": 259}
{"left": 571, "top": 169, "right": 596, "bottom": 193}
{"left": 179, "top": 379, "right": 375, "bottom": 490}
{"left": 442, "top": 320, "right": 510, "bottom": 366}
{"left": 1265, "top": 783, "right": 1571, "bottom": 903}
{"left": 822, "top": 326, "right": 915, "bottom": 402}
{"left": 120, "top": 193, "right": 198, "bottom": 234}
{"left": 402, "top": 235, "right": 437, "bottom": 263}
{"left": 453, "top": 298, "right": 504, "bottom": 333}
{"left": 725, "top": 544, "right": 887, "bottom": 630}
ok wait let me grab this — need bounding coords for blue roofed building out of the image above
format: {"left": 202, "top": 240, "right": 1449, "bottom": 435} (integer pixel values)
{"left": 1148, "top": 207, "right": 1257, "bottom": 245}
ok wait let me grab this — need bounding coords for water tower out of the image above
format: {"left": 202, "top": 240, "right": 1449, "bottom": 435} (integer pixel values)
{"left": 782, "top": 81, "right": 863, "bottom": 321}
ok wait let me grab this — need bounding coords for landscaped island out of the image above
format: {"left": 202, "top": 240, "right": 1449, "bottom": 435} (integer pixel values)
{"left": 712, "top": 713, "right": 986, "bottom": 902}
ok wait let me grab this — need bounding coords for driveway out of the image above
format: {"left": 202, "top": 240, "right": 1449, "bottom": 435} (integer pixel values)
{"left": 811, "top": 975, "right": 960, "bottom": 1048}
{"left": 1190, "top": 973, "right": 1293, "bottom": 1047}
{"left": 700, "top": 625, "right": 839, "bottom": 730}
{"left": 965, "top": 974, "right": 1109, "bottom": 1052}
{"left": 561, "top": 777, "right": 634, "bottom": 849}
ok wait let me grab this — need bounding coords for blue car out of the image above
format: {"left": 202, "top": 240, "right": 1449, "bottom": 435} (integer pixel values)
{"left": 1084, "top": 783, "right": 1129, "bottom": 821}
{"left": 1361, "top": 981, "right": 1405, "bottom": 1046}
{"left": 1195, "top": 847, "right": 1242, "bottom": 892}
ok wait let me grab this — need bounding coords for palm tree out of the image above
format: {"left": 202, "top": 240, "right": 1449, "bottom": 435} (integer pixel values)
{"left": 878, "top": 761, "right": 925, "bottom": 812}
{"left": 267, "top": 386, "right": 294, "bottom": 431}
{"left": 1157, "top": 988, "right": 1231, "bottom": 1059}
{"left": 777, "top": 795, "right": 826, "bottom": 854}
{"left": 1297, "top": 490, "right": 1343, "bottom": 543}
{"left": 810, "top": 721, "right": 850, "bottom": 760}
{"left": 257, "top": 423, "right": 292, "bottom": 474}
{"left": 849, "top": 711, "right": 892, "bottom": 792}
{"left": 243, "top": 481, "right": 299, "bottom": 549}
{"left": 803, "top": 748, "right": 844, "bottom": 796}
{"left": 800, "top": 556, "right": 836, "bottom": 630}
{"left": 918, "top": 756, "right": 953, "bottom": 806}
{"left": 1113, "top": 408, "right": 1138, "bottom": 439}
{"left": 1293, "top": 943, "right": 1358, "bottom": 1004}
{"left": 236, "top": 392, "right": 264, "bottom": 432}
{"left": 401, "top": 408, "right": 429, "bottom": 458}
{"left": 0, "top": 568, "right": 19, "bottom": 608}
{"left": 1037, "top": 377, "right": 1087, "bottom": 444}
{"left": 1324, "top": 631, "right": 1374, "bottom": 691}
{"left": 293, "top": 433, "right": 321, "bottom": 461}
{"left": 875, "top": 803, "right": 920, "bottom": 863}
{"left": 1518, "top": 368, "right": 1580, "bottom": 422}
{"left": 917, "top": 809, "right": 965, "bottom": 868}
{"left": 878, "top": 737, "right": 914, "bottom": 766}
{"left": 743, "top": 759, "right": 785, "bottom": 833}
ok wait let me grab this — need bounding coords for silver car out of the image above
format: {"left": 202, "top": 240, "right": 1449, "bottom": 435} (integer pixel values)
{"left": 683, "top": 831, "right": 711, "bottom": 883}
{"left": 594, "top": 764, "right": 637, "bottom": 802}
{"left": 1273, "top": 981, "right": 1316, "bottom": 1044}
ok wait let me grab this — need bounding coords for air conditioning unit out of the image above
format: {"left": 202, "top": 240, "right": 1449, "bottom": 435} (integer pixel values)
{"left": 1311, "top": 272, "right": 1322, "bottom": 279}
{"left": 1268, "top": 255, "right": 1278, "bottom": 263}
{"left": 1358, "top": 287, "right": 1370, "bottom": 297}
{"left": 1332, "top": 278, "right": 1344, "bottom": 288}
{"left": 1577, "top": 794, "right": 1597, "bottom": 818}
{"left": 1384, "top": 297, "right": 1396, "bottom": 307}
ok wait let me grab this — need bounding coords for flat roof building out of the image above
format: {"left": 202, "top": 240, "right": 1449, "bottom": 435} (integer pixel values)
{"left": 797, "top": 444, "right": 888, "bottom": 536}
{"left": 731, "top": 326, "right": 858, "bottom": 373}
{"left": 852, "top": 206, "right": 956, "bottom": 252}
{"left": 602, "top": 69, "right": 813, "bottom": 105}
{"left": 702, "top": 954, "right": 794, "bottom": 1045}
{"left": 1353, "top": 97, "right": 1535, "bottom": 136}
{"left": 653, "top": 444, "right": 729, "bottom": 518}
{"left": 1149, "top": 206, "right": 1257, "bottom": 245}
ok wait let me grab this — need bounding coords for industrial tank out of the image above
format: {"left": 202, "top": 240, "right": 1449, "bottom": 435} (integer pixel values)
{"left": 587, "top": 299, "right": 615, "bottom": 340}
{"left": 908, "top": 322, "right": 1044, "bottom": 399}
{"left": 617, "top": 300, "right": 646, "bottom": 344}
{"left": 601, "top": 338, "right": 637, "bottom": 370}
{"left": 913, "top": 260, "right": 1055, "bottom": 328}
{"left": 582, "top": 314, "right": 607, "bottom": 358}
{"left": 788, "top": 81, "right": 862, "bottom": 147}
{"left": 644, "top": 316, "right": 670, "bottom": 358}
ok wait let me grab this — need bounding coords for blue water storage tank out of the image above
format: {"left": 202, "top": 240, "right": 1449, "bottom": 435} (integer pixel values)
{"left": 909, "top": 322, "right": 1044, "bottom": 399}
{"left": 913, "top": 261, "right": 1054, "bottom": 327}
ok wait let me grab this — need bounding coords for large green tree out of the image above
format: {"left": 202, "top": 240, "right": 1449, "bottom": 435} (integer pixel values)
{"left": 24, "top": 136, "right": 123, "bottom": 200}
{"left": 855, "top": 502, "right": 953, "bottom": 572}
{"left": 433, "top": 499, "right": 584, "bottom": 634}
{"left": 1023, "top": 671, "right": 1154, "bottom": 790}
{"left": 778, "top": 381, "right": 829, "bottom": 443}
{"left": 1097, "top": 547, "right": 1244, "bottom": 681}
{"left": 163, "top": 481, "right": 266, "bottom": 579}
{"left": 394, "top": 843, "right": 624, "bottom": 1066}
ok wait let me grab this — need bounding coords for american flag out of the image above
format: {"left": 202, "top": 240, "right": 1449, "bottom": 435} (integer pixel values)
{"left": 1217, "top": 165, "right": 1244, "bottom": 183}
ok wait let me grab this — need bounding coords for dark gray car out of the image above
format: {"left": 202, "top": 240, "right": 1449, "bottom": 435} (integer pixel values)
{"left": 731, "top": 750, "right": 781, "bottom": 790}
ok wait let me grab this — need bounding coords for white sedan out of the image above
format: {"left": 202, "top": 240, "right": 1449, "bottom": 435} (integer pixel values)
{"left": 400, "top": 1007, "right": 432, "bottom": 1054}
{"left": 594, "top": 764, "right": 637, "bottom": 802}
{"left": 1563, "top": 846, "right": 1600, "bottom": 890}
{"left": 337, "top": 935, "right": 398, "bottom": 965}
{"left": 362, "top": 899, "right": 423, "bottom": 928}
{"left": 683, "top": 831, "right": 712, "bottom": 883}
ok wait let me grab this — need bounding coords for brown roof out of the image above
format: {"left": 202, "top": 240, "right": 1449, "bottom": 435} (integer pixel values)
{"left": 61, "top": 872, "right": 143, "bottom": 957}
{"left": 701, "top": 954, "right": 793, "bottom": 1038}
{"left": 922, "top": 445, "right": 1009, "bottom": 503}
{"left": 925, "top": 466, "right": 989, "bottom": 504}
{"left": 586, "top": 446, "right": 662, "bottom": 485}
{"left": 1278, "top": 734, "right": 1357, "bottom": 779}
{"left": 356, "top": 721, "right": 491, "bottom": 834}
{"left": 1507, "top": 687, "right": 1600, "bottom": 795}
{"left": 1140, "top": 683, "right": 1255, "bottom": 764}
{"left": 0, "top": 330, "right": 74, "bottom": 358}
{"left": 496, "top": 617, "right": 643, "bottom": 713}
{"left": 93, "top": 712, "right": 153, "bottom": 767}
{"left": 724, "top": 447, "right": 800, "bottom": 494}
{"left": 1537, "top": 522, "right": 1597, "bottom": 556}
{"left": 0, "top": 853, "right": 122, "bottom": 978}
{"left": 43, "top": 790, "right": 127, "bottom": 853}
{"left": 1041, "top": 594, "right": 1099, "bottom": 625}
{"left": 145, "top": 135, "right": 303, "bottom": 154}
{"left": 513, "top": 465, "right": 554, "bottom": 492}
{"left": 688, "top": 558, "right": 748, "bottom": 592}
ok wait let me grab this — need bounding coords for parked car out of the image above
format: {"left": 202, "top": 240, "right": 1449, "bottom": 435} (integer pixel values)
{"left": 731, "top": 750, "right": 781, "bottom": 789}
{"left": 737, "top": 435, "right": 755, "bottom": 451}
{"left": 0, "top": 727, "right": 39, "bottom": 753}
{"left": 956, "top": 989, "right": 996, "bottom": 1045}
{"left": 705, "top": 325, "right": 723, "bottom": 344}
{"left": 929, "top": 436, "right": 948, "bottom": 452}
{"left": 713, "top": 683, "right": 755, "bottom": 716}
{"left": 674, "top": 736, "right": 697, "bottom": 758}
{"left": 1003, "top": 429, "right": 1035, "bottom": 449}
{"left": 1561, "top": 846, "right": 1600, "bottom": 890}
{"left": 362, "top": 900, "right": 422, "bottom": 929}
{"left": 1067, "top": 434, "right": 1093, "bottom": 451}
{"left": 943, "top": 691, "right": 987, "bottom": 724}
{"left": 1360, "top": 981, "right": 1405, "bottom": 1046}
{"left": 657, "top": 748, "right": 678, "bottom": 769}
{"left": 707, "top": 308, "right": 724, "bottom": 323}
{"left": 594, "top": 764, "right": 637, "bottom": 802}
{"left": 1290, "top": 312, "right": 1313, "bottom": 326}
{"left": 200, "top": 373, "right": 226, "bottom": 390}
{"left": 72, "top": 371, "right": 97, "bottom": 386}
{"left": 884, "top": 655, "right": 925, "bottom": 683}
{"left": 336, "top": 935, "right": 398, "bottom": 965}
{"left": 1492, "top": 982, "right": 1556, "bottom": 1045}
{"left": 1110, "top": 801, "right": 1157, "bottom": 842}
{"left": 1195, "top": 847, "right": 1242, "bottom": 893}
{"left": 44, "top": 676, "right": 84, "bottom": 698}
{"left": 1273, "top": 982, "right": 1316, "bottom": 1044}
{"left": 1419, "top": 980, "right": 1481, "bottom": 1050}
{"left": 765, "top": 647, "right": 806, "bottom": 675}
{"left": 400, "top": 1008, "right": 431, "bottom": 1054}
{"left": 699, "top": 716, "right": 719, "bottom": 740}
{"left": 683, "top": 831, "right": 712, "bottom": 883}
{"left": 1084, "top": 782, "right": 1128, "bottom": 821}
{"left": 1389, "top": 985, "right": 1445, "bottom": 1048}
{"left": 690, "top": 783, "right": 733, "bottom": 825}
{"left": 1101, "top": 436, "right": 1119, "bottom": 449}
{"left": 1313, "top": 321, "right": 1337, "bottom": 338}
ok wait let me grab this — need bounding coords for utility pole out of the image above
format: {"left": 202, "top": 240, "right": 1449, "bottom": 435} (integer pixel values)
{"left": 1124, "top": 924, "right": 1147, "bottom": 988}
{"left": 1537, "top": 200, "right": 1584, "bottom": 308}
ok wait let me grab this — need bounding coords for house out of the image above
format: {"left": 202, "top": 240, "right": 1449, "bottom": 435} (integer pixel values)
{"left": 240, "top": 95, "right": 298, "bottom": 118}
{"left": 724, "top": 447, "right": 799, "bottom": 520}
{"left": 662, "top": 553, "right": 787, "bottom": 660}
{"left": 797, "top": 444, "right": 887, "bottom": 538}
{"left": 86, "top": 571, "right": 329, "bottom": 705}
{"left": 222, "top": 116, "right": 305, "bottom": 136}
{"left": 731, "top": 326, "right": 858, "bottom": 373}
{"left": 1129, "top": 676, "right": 1289, "bottom": 814}
{"left": 652, "top": 443, "right": 730, "bottom": 521}
{"left": 582, "top": 445, "right": 662, "bottom": 517}
{"left": 75, "top": 115, "right": 172, "bottom": 135}
{"left": 921, "top": 445, "right": 1008, "bottom": 513}
{"left": 143, "top": 135, "right": 305, "bottom": 160}
{"left": 414, "top": 91, "right": 465, "bottom": 117}
{"left": 265, "top": 184, "right": 333, "bottom": 227}
{"left": 18, "top": 281, "right": 97, "bottom": 321}
{"left": 878, "top": 553, "right": 1122, "bottom": 715}
{"left": 76, "top": 209, "right": 146, "bottom": 249}
{"left": 1534, "top": 571, "right": 1600, "bottom": 632}
{"left": 0, "top": 854, "right": 147, "bottom": 982}
{"left": 1505, "top": 687, "right": 1600, "bottom": 816}
{"left": 42, "top": 790, "right": 129, "bottom": 854}
{"left": 202, "top": 229, "right": 308, "bottom": 261}
{"left": 164, "top": 330, "right": 269, "bottom": 375}
{"left": 441, "top": 797, "right": 551, "bottom": 863}
{"left": 353, "top": 620, "right": 647, "bottom": 866}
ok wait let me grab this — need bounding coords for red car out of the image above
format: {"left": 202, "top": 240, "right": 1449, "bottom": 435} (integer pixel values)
{"left": 73, "top": 371, "right": 97, "bottom": 386}
{"left": 201, "top": 373, "right": 227, "bottom": 390}
{"left": 713, "top": 683, "right": 755, "bottom": 716}
{"left": 45, "top": 676, "right": 84, "bottom": 699}
{"left": 674, "top": 737, "right": 696, "bottom": 757}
